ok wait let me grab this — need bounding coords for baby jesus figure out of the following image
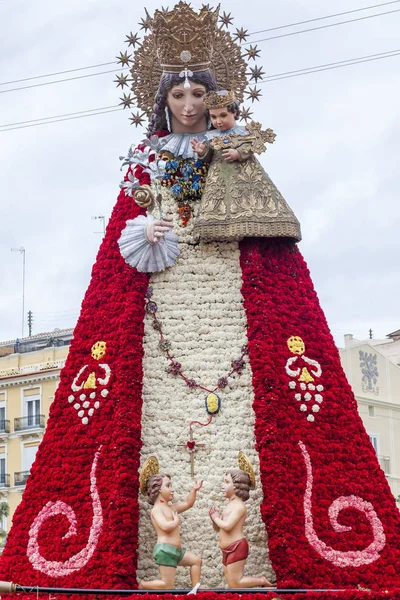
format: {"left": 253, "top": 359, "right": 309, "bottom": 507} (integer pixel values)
{"left": 191, "top": 90, "right": 301, "bottom": 243}
{"left": 209, "top": 469, "right": 273, "bottom": 589}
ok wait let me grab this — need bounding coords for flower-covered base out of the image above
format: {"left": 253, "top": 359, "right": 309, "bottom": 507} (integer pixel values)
{"left": 3, "top": 590, "right": 400, "bottom": 600}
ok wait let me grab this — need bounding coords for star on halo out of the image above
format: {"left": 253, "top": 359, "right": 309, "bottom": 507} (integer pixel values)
{"left": 125, "top": 32, "right": 141, "bottom": 47}
{"left": 240, "top": 107, "right": 253, "bottom": 122}
{"left": 233, "top": 27, "right": 249, "bottom": 42}
{"left": 249, "top": 65, "right": 265, "bottom": 82}
{"left": 245, "top": 86, "right": 262, "bottom": 102}
{"left": 219, "top": 11, "right": 233, "bottom": 28}
{"left": 119, "top": 93, "right": 135, "bottom": 109}
{"left": 114, "top": 73, "right": 129, "bottom": 88}
{"left": 116, "top": 51, "right": 132, "bottom": 66}
{"left": 139, "top": 9, "right": 153, "bottom": 32}
{"left": 130, "top": 111, "right": 147, "bottom": 127}
{"left": 244, "top": 45, "right": 261, "bottom": 61}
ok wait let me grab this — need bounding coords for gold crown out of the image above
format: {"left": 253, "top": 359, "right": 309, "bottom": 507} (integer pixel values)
{"left": 153, "top": 2, "right": 219, "bottom": 73}
{"left": 117, "top": 2, "right": 263, "bottom": 125}
{"left": 204, "top": 90, "right": 236, "bottom": 109}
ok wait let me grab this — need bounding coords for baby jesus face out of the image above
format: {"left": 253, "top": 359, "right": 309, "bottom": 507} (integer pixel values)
{"left": 209, "top": 107, "right": 237, "bottom": 132}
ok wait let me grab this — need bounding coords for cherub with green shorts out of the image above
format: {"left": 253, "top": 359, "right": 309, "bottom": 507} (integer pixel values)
{"left": 139, "top": 465, "right": 203, "bottom": 591}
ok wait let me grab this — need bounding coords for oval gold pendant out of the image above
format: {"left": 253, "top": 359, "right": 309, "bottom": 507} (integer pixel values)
{"left": 206, "top": 393, "right": 221, "bottom": 415}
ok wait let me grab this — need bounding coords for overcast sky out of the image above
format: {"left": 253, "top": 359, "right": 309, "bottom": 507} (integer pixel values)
{"left": 1, "top": 0, "right": 399, "bottom": 347}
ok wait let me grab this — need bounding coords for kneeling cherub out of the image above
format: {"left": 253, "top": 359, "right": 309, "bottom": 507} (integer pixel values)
{"left": 209, "top": 453, "right": 273, "bottom": 589}
{"left": 139, "top": 456, "right": 202, "bottom": 591}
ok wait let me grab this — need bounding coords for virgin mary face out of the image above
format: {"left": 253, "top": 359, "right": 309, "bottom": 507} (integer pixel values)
{"left": 166, "top": 81, "right": 207, "bottom": 134}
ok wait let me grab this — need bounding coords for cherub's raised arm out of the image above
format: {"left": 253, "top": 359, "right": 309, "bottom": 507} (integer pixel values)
{"left": 173, "top": 480, "right": 203, "bottom": 514}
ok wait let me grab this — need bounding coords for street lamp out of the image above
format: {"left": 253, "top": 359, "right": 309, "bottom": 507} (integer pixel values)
{"left": 11, "top": 247, "right": 26, "bottom": 338}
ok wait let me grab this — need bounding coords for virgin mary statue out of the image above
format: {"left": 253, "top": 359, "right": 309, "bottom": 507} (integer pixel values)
{"left": 1, "top": 2, "right": 400, "bottom": 596}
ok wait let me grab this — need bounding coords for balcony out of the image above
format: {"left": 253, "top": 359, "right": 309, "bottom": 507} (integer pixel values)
{"left": 14, "top": 471, "right": 30, "bottom": 487}
{"left": 0, "top": 421, "right": 10, "bottom": 434}
{"left": 14, "top": 415, "right": 45, "bottom": 432}
{"left": 0, "top": 474, "right": 10, "bottom": 488}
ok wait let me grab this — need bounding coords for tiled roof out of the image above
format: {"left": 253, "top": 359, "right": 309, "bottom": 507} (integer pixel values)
{"left": 0, "top": 328, "right": 74, "bottom": 346}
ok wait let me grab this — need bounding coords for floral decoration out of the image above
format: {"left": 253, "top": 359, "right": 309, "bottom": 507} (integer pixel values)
{"left": 144, "top": 286, "right": 249, "bottom": 406}
{"left": 240, "top": 238, "right": 400, "bottom": 590}
{"left": 2, "top": 134, "right": 400, "bottom": 600}
{"left": 160, "top": 157, "right": 209, "bottom": 225}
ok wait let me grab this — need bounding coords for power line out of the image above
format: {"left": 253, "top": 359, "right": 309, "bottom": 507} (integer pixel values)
{"left": 262, "top": 50, "right": 400, "bottom": 82}
{"left": 259, "top": 48, "right": 400, "bottom": 82}
{"left": 0, "top": 105, "right": 118, "bottom": 128}
{"left": 249, "top": 0, "right": 400, "bottom": 35}
{"left": 0, "top": 108, "right": 122, "bottom": 132}
{"left": 0, "top": 62, "right": 116, "bottom": 87}
{"left": 0, "top": 68, "right": 127, "bottom": 95}
{"left": 248, "top": 8, "right": 400, "bottom": 44}
{"left": 1, "top": 1, "right": 399, "bottom": 90}
{"left": 1, "top": 47, "right": 400, "bottom": 133}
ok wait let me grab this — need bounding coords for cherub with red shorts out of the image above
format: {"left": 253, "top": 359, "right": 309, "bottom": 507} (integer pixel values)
{"left": 209, "top": 461, "right": 272, "bottom": 589}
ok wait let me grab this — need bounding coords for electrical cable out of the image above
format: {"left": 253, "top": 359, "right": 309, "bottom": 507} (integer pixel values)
{"left": 2, "top": 47, "right": 400, "bottom": 132}
{"left": 248, "top": 8, "right": 400, "bottom": 44}
{"left": 0, "top": 105, "right": 119, "bottom": 128}
{"left": 248, "top": 0, "right": 400, "bottom": 35}
{"left": 258, "top": 48, "right": 400, "bottom": 83}
{"left": 0, "top": 68, "right": 128, "bottom": 95}
{"left": 1, "top": 0, "right": 399, "bottom": 88}
{"left": 0, "top": 108, "right": 122, "bottom": 132}
{"left": 0, "top": 62, "right": 116, "bottom": 87}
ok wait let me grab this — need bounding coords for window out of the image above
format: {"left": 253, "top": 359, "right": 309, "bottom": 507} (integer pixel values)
{"left": 23, "top": 445, "right": 38, "bottom": 473}
{"left": 0, "top": 456, "right": 6, "bottom": 487}
{"left": 368, "top": 405, "right": 375, "bottom": 418}
{"left": 369, "top": 434, "right": 379, "bottom": 454}
{"left": 23, "top": 392, "right": 40, "bottom": 428}
{"left": 0, "top": 402, "right": 5, "bottom": 433}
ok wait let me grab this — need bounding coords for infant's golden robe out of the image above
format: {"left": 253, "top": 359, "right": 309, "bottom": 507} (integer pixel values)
{"left": 194, "top": 126, "right": 301, "bottom": 242}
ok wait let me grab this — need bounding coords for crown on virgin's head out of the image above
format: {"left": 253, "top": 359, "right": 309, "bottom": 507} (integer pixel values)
{"left": 153, "top": 2, "right": 219, "bottom": 73}
{"left": 204, "top": 90, "right": 236, "bottom": 109}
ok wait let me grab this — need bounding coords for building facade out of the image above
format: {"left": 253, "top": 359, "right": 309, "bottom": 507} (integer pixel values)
{"left": 0, "top": 329, "right": 72, "bottom": 546}
{"left": 339, "top": 332, "right": 400, "bottom": 500}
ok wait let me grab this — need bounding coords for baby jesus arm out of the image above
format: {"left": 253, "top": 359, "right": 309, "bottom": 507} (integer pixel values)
{"left": 173, "top": 480, "right": 203, "bottom": 514}
{"left": 221, "top": 149, "right": 240, "bottom": 163}
{"left": 231, "top": 140, "right": 254, "bottom": 162}
{"left": 191, "top": 138, "right": 213, "bottom": 163}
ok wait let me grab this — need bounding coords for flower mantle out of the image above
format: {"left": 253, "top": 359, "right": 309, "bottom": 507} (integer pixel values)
{"left": 1, "top": 134, "right": 400, "bottom": 599}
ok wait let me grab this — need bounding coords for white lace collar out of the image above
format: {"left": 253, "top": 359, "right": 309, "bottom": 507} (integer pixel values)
{"left": 205, "top": 125, "right": 248, "bottom": 139}
{"left": 159, "top": 132, "right": 207, "bottom": 159}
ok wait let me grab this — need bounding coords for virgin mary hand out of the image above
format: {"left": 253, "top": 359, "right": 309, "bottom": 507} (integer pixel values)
{"left": 146, "top": 219, "right": 174, "bottom": 244}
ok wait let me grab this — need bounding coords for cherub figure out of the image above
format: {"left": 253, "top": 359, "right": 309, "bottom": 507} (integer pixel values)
{"left": 139, "top": 459, "right": 203, "bottom": 591}
{"left": 209, "top": 463, "right": 273, "bottom": 589}
{"left": 191, "top": 90, "right": 300, "bottom": 243}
